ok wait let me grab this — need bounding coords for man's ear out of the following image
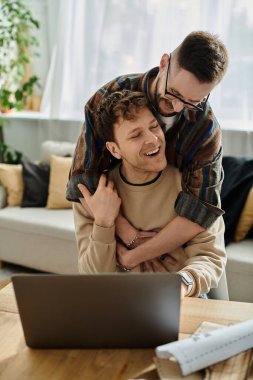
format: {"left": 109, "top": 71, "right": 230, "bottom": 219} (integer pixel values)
{"left": 159, "top": 53, "right": 169, "bottom": 73}
{"left": 106, "top": 141, "right": 121, "bottom": 160}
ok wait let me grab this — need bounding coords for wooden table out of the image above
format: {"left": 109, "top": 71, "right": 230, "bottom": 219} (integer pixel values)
{"left": 0, "top": 282, "right": 253, "bottom": 380}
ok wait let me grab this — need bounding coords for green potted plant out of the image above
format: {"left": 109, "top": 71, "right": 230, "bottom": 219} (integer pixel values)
{"left": 0, "top": 0, "right": 40, "bottom": 163}
{"left": 0, "top": 118, "right": 22, "bottom": 164}
{"left": 0, "top": 0, "right": 40, "bottom": 112}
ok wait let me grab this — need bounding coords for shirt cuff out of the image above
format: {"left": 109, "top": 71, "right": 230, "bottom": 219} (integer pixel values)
{"left": 66, "top": 173, "right": 100, "bottom": 202}
{"left": 92, "top": 223, "right": 115, "bottom": 244}
{"left": 175, "top": 191, "right": 224, "bottom": 229}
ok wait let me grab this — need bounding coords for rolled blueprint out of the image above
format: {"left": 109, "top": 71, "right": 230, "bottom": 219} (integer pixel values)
{"left": 156, "top": 318, "right": 253, "bottom": 376}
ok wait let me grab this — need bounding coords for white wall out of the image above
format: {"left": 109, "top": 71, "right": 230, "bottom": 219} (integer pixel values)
{"left": 3, "top": 116, "right": 82, "bottom": 161}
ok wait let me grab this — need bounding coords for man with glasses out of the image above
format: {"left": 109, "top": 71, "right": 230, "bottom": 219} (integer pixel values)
{"left": 67, "top": 31, "right": 228, "bottom": 271}
{"left": 163, "top": 54, "right": 210, "bottom": 112}
{"left": 74, "top": 90, "right": 226, "bottom": 298}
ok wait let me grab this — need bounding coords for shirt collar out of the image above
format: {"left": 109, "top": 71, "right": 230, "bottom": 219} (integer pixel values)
{"left": 183, "top": 108, "right": 198, "bottom": 122}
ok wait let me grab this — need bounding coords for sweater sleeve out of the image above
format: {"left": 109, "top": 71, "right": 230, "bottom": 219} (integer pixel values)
{"left": 72, "top": 202, "right": 117, "bottom": 273}
{"left": 178, "top": 216, "right": 227, "bottom": 297}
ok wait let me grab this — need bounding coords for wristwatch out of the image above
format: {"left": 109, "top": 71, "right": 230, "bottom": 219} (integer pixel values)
{"left": 179, "top": 271, "right": 193, "bottom": 296}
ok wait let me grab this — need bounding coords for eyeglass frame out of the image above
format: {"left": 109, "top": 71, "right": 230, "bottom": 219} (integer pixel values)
{"left": 164, "top": 54, "right": 210, "bottom": 112}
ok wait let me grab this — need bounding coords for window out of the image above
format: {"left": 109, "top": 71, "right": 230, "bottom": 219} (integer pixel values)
{"left": 25, "top": 0, "right": 253, "bottom": 129}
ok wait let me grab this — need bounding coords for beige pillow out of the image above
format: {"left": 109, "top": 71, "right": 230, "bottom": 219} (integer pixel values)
{"left": 0, "top": 164, "right": 24, "bottom": 206}
{"left": 46, "top": 155, "right": 73, "bottom": 209}
{"left": 235, "top": 186, "right": 253, "bottom": 241}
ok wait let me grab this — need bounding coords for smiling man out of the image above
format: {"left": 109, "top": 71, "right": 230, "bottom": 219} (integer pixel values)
{"left": 67, "top": 31, "right": 229, "bottom": 268}
{"left": 73, "top": 91, "right": 226, "bottom": 298}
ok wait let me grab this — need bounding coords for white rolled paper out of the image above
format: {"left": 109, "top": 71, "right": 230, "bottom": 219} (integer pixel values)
{"left": 156, "top": 318, "right": 253, "bottom": 376}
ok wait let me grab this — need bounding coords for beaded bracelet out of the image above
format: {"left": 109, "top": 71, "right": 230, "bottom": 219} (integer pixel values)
{"left": 116, "top": 261, "right": 132, "bottom": 272}
{"left": 125, "top": 233, "right": 138, "bottom": 249}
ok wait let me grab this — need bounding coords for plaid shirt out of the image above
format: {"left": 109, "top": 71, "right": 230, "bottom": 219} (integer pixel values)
{"left": 67, "top": 67, "right": 224, "bottom": 229}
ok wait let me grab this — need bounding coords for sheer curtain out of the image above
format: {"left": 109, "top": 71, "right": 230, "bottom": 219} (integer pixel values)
{"left": 41, "top": 0, "right": 108, "bottom": 119}
{"left": 40, "top": 0, "right": 253, "bottom": 130}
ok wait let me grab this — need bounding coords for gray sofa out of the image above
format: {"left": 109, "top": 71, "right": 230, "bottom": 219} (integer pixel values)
{"left": 226, "top": 240, "right": 253, "bottom": 302}
{"left": 0, "top": 205, "right": 78, "bottom": 274}
{"left": 0, "top": 189, "right": 252, "bottom": 302}
{"left": 0, "top": 140, "right": 79, "bottom": 274}
{"left": 0, "top": 137, "right": 252, "bottom": 301}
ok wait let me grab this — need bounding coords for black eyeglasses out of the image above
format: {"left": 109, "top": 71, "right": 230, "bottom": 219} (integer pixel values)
{"left": 164, "top": 54, "right": 210, "bottom": 112}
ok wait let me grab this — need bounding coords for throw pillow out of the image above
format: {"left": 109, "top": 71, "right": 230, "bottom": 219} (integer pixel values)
{"left": 235, "top": 186, "right": 253, "bottom": 241}
{"left": 21, "top": 160, "right": 50, "bottom": 207}
{"left": 41, "top": 140, "right": 76, "bottom": 164}
{"left": 0, "top": 164, "right": 24, "bottom": 206}
{"left": 46, "top": 155, "right": 73, "bottom": 209}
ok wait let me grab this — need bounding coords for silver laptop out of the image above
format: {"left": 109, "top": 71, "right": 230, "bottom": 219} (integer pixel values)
{"left": 12, "top": 273, "right": 181, "bottom": 348}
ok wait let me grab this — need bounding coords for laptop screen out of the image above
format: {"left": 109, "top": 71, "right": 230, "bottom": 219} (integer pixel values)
{"left": 12, "top": 273, "right": 181, "bottom": 348}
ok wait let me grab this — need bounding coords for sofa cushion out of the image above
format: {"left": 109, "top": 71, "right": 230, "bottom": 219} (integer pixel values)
{"left": 41, "top": 140, "right": 76, "bottom": 164}
{"left": 226, "top": 240, "right": 253, "bottom": 268}
{"left": 0, "top": 207, "right": 75, "bottom": 240}
{"left": 234, "top": 186, "right": 253, "bottom": 241}
{"left": 0, "top": 164, "right": 24, "bottom": 206}
{"left": 46, "top": 155, "right": 72, "bottom": 209}
{"left": 221, "top": 156, "right": 253, "bottom": 245}
{"left": 226, "top": 239, "right": 253, "bottom": 302}
{"left": 21, "top": 160, "right": 50, "bottom": 207}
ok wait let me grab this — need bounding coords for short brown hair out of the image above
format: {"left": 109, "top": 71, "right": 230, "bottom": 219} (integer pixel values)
{"left": 176, "top": 31, "right": 228, "bottom": 83}
{"left": 94, "top": 90, "right": 148, "bottom": 172}
{"left": 95, "top": 90, "right": 148, "bottom": 142}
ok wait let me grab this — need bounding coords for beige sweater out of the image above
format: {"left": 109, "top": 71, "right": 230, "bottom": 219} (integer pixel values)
{"left": 73, "top": 164, "right": 226, "bottom": 296}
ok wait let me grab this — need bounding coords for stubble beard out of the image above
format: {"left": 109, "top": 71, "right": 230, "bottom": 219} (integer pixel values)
{"left": 154, "top": 81, "right": 177, "bottom": 118}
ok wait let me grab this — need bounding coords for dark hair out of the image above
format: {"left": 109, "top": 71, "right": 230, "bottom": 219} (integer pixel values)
{"left": 176, "top": 31, "right": 229, "bottom": 83}
{"left": 94, "top": 90, "right": 148, "bottom": 172}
